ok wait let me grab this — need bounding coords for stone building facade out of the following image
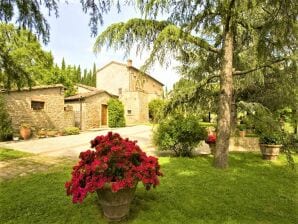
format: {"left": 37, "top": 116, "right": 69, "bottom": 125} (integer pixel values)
{"left": 96, "top": 60, "right": 164, "bottom": 124}
{"left": 65, "top": 90, "right": 117, "bottom": 130}
{"left": 2, "top": 85, "right": 74, "bottom": 133}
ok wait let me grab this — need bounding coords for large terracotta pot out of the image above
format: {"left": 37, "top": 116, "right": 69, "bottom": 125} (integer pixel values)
{"left": 239, "top": 130, "right": 246, "bottom": 138}
{"left": 259, "top": 144, "right": 282, "bottom": 160}
{"left": 20, "top": 127, "right": 31, "bottom": 140}
{"left": 96, "top": 183, "right": 137, "bottom": 221}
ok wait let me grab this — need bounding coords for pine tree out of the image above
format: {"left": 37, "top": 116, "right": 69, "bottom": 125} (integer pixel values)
{"left": 93, "top": 0, "right": 297, "bottom": 168}
{"left": 77, "top": 66, "right": 82, "bottom": 83}
{"left": 87, "top": 70, "right": 92, "bottom": 86}
{"left": 61, "top": 58, "right": 66, "bottom": 70}
{"left": 92, "top": 63, "right": 97, "bottom": 87}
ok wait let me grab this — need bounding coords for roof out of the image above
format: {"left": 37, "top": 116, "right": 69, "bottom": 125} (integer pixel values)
{"left": 97, "top": 61, "right": 164, "bottom": 86}
{"left": 2, "top": 84, "right": 64, "bottom": 93}
{"left": 65, "top": 90, "right": 117, "bottom": 101}
{"left": 75, "top": 83, "right": 98, "bottom": 91}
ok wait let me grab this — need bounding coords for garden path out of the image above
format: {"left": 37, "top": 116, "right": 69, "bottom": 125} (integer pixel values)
{"left": 0, "top": 125, "right": 211, "bottom": 181}
{"left": 0, "top": 125, "right": 156, "bottom": 157}
{"left": 0, "top": 155, "right": 73, "bottom": 181}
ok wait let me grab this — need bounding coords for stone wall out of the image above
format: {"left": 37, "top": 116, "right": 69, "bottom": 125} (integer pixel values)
{"left": 120, "top": 91, "right": 149, "bottom": 125}
{"left": 2, "top": 85, "right": 74, "bottom": 133}
{"left": 65, "top": 92, "right": 112, "bottom": 130}
{"left": 64, "top": 101, "right": 85, "bottom": 129}
{"left": 63, "top": 108, "right": 75, "bottom": 128}
{"left": 229, "top": 137, "right": 260, "bottom": 152}
{"left": 96, "top": 62, "right": 130, "bottom": 96}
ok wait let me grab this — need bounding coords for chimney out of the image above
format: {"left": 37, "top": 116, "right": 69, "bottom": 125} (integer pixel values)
{"left": 127, "top": 59, "right": 132, "bottom": 67}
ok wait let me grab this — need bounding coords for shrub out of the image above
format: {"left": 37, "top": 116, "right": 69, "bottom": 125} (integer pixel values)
{"left": 0, "top": 95, "right": 13, "bottom": 141}
{"left": 107, "top": 99, "right": 125, "bottom": 128}
{"left": 65, "top": 132, "right": 162, "bottom": 203}
{"left": 148, "top": 99, "right": 165, "bottom": 123}
{"left": 238, "top": 124, "right": 246, "bottom": 131}
{"left": 259, "top": 132, "right": 282, "bottom": 145}
{"left": 153, "top": 114, "right": 208, "bottom": 157}
{"left": 63, "top": 127, "right": 80, "bottom": 135}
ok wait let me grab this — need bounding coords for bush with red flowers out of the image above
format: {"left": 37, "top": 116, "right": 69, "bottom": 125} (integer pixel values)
{"left": 65, "top": 132, "right": 162, "bottom": 203}
{"left": 205, "top": 134, "right": 216, "bottom": 144}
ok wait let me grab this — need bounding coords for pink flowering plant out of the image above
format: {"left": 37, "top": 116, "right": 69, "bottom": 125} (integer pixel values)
{"left": 65, "top": 132, "right": 162, "bottom": 203}
{"left": 205, "top": 134, "right": 216, "bottom": 144}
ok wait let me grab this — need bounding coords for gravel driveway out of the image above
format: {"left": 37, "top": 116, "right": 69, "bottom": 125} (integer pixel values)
{"left": 0, "top": 125, "right": 156, "bottom": 158}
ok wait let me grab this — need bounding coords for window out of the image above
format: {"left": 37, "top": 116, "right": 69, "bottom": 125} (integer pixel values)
{"left": 31, "top": 101, "right": 44, "bottom": 110}
{"left": 118, "top": 88, "right": 122, "bottom": 95}
{"left": 127, "top": 110, "right": 132, "bottom": 115}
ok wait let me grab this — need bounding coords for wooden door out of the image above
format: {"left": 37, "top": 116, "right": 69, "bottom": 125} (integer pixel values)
{"left": 101, "top": 104, "right": 108, "bottom": 126}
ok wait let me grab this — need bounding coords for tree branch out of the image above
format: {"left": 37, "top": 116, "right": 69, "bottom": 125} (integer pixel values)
{"left": 187, "top": 35, "right": 220, "bottom": 53}
{"left": 224, "top": 0, "right": 236, "bottom": 33}
{"left": 233, "top": 58, "right": 286, "bottom": 76}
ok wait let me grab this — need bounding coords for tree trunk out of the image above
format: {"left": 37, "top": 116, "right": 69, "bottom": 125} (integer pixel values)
{"left": 214, "top": 30, "right": 233, "bottom": 169}
{"left": 293, "top": 109, "right": 298, "bottom": 135}
{"left": 230, "top": 91, "right": 237, "bottom": 134}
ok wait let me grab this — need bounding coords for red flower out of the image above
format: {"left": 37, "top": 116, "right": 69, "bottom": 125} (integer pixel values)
{"left": 206, "top": 134, "right": 216, "bottom": 144}
{"left": 65, "top": 132, "right": 162, "bottom": 203}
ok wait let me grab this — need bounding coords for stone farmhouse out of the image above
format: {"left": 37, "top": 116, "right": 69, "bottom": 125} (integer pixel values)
{"left": 1, "top": 61, "right": 164, "bottom": 134}
{"left": 1, "top": 84, "right": 74, "bottom": 133}
{"left": 64, "top": 87, "right": 117, "bottom": 130}
{"left": 96, "top": 60, "right": 164, "bottom": 124}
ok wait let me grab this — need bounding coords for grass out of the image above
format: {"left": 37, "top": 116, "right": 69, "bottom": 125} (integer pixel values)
{"left": 0, "top": 153, "right": 297, "bottom": 224}
{"left": 0, "top": 148, "right": 33, "bottom": 161}
{"left": 199, "top": 122, "right": 216, "bottom": 128}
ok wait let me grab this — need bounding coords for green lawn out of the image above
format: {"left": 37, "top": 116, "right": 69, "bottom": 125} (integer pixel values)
{"left": 0, "top": 153, "right": 297, "bottom": 224}
{"left": 0, "top": 148, "right": 33, "bottom": 161}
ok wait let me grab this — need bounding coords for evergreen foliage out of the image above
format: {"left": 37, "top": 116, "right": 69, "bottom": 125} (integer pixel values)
{"left": 0, "top": 95, "right": 13, "bottom": 141}
{"left": 80, "top": 65, "right": 96, "bottom": 87}
{"left": 0, "top": 0, "right": 122, "bottom": 43}
{"left": 0, "top": 23, "right": 54, "bottom": 90}
{"left": 93, "top": 0, "right": 297, "bottom": 168}
{"left": 0, "top": 0, "right": 114, "bottom": 90}
{"left": 148, "top": 98, "right": 165, "bottom": 123}
{"left": 107, "top": 99, "right": 125, "bottom": 128}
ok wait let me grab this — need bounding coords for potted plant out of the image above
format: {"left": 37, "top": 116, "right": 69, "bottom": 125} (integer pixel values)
{"left": 205, "top": 133, "right": 216, "bottom": 154}
{"left": 238, "top": 124, "right": 246, "bottom": 137}
{"left": 19, "top": 123, "right": 31, "bottom": 140}
{"left": 65, "top": 132, "right": 162, "bottom": 221}
{"left": 259, "top": 132, "right": 282, "bottom": 160}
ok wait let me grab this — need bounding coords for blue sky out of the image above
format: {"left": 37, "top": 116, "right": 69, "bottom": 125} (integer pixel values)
{"left": 43, "top": 2, "right": 179, "bottom": 89}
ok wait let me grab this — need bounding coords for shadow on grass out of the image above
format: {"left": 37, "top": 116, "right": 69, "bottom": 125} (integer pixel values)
{"left": 127, "top": 153, "right": 297, "bottom": 223}
{"left": 0, "top": 153, "right": 297, "bottom": 224}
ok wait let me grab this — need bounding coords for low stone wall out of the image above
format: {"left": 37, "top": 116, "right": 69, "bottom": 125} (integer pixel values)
{"left": 229, "top": 137, "right": 260, "bottom": 152}
{"left": 63, "top": 110, "right": 75, "bottom": 128}
{"left": 193, "top": 137, "right": 260, "bottom": 155}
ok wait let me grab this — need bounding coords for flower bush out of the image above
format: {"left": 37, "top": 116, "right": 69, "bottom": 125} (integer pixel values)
{"left": 205, "top": 134, "right": 216, "bottom": 144}
{"left": 65, "top": 132, "right": 162, "bottom": 203}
